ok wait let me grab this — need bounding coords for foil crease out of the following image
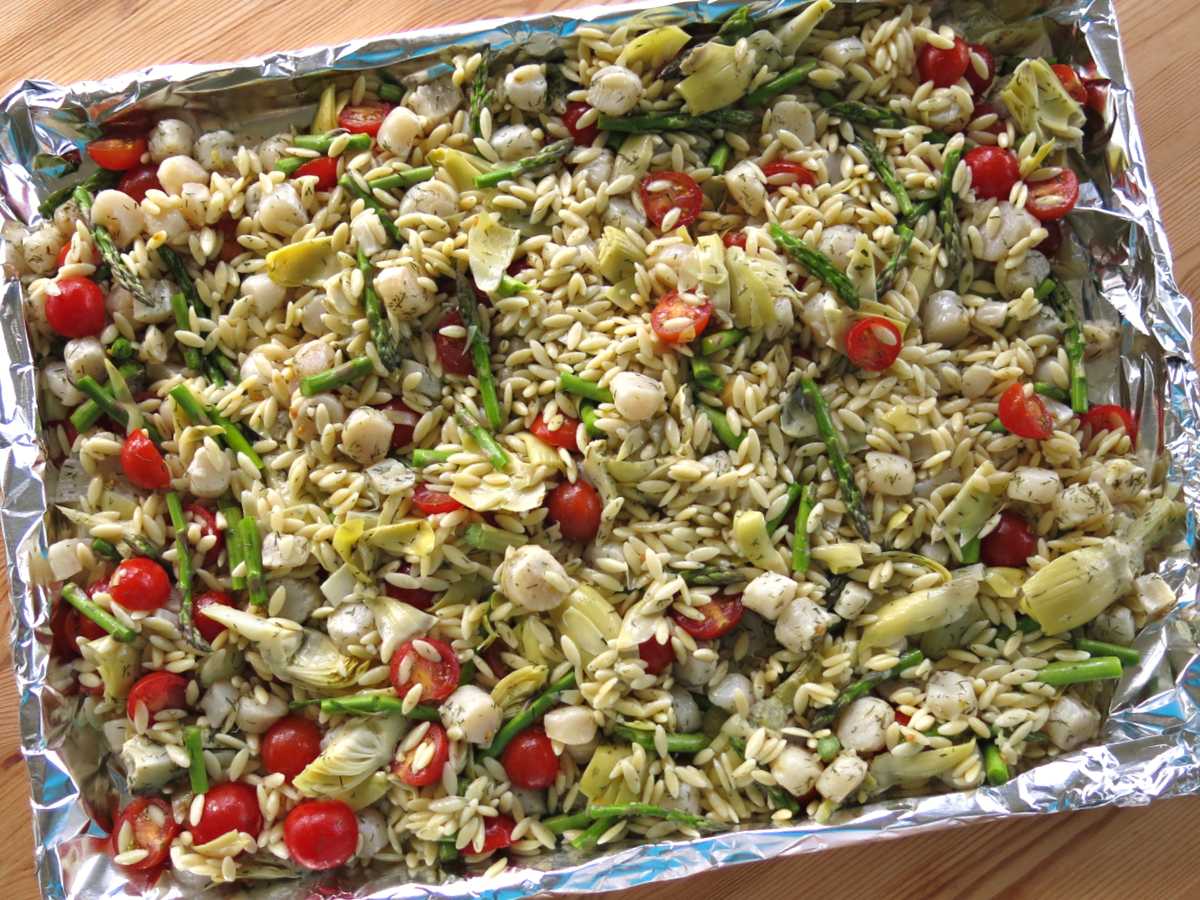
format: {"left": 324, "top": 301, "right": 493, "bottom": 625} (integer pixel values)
{"left": 1, "top": 1, "right": 1197, "bottom": 897}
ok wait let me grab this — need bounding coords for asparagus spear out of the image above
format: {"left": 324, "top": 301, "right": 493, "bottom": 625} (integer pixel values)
{"left": 690, "top": 357, "right": 724, "bottom": 394}
{"left": 699, "top": 328, "right": 746, "bottom": 357}
{"left": 339, "top": 175, "right": 402, "bottom": 243}
{"left": 481, "top": 671, "right": 577, "bottom": 758}
{"left": 470, "top": 49, "right": 494, "bottom": 139}
{"left": 206, "top": 406, "right": 264, "bottom": 471}
{"left": 579, "top": 401, "right": 603, "bottom": 439}
{"left": 798, "top": 377, "right": 870, "bottom": 541}
{"left": 699, "top": 403, "right": 746, "bottom": 451}
{"left": 39, "top": 169, "right": 118, "bottom": 218}
{"left": 559, "top": 372, "right": 612, "bottom": 404}
{"left": 107, "top": 337, "right": 137, "bottom": 364}
{"left": 612, "top": 725, "right": 710, "bottom": 754}
{"left": 412, "top": 449, "right": 454, "bottom": 467}
{"left": 1035, "top": 657, "right": 1123, "bottom": 686}
{"left": 124, "top": 535, "right": 166, "bottom": 563}
{"left": 158, "top": 246, "right": 238, "bottom": 378}
{"left": 1037, "top": 277, "right": 1088, "bottom": 413}
{"left": 597, "top": 108, "right": 757, "bottom": 136}
{"left": 456, "top": 279, "right": 503, "bottom": 430}
{"left": 184, "top": 725, "right": 208, "bottom": 794}
{"left": 274, "top": 157, "right": 304, "bottom": 176}
{"left": 878, "top": 200, "right": 932, "bottom": 295}
{"left": 221, "top": 505, "right": 245, "bottom": 590}
{"left": 357, "top": 248, "right": 403, "bottom": 369}
{"left": 455, "top": 409, "right": 509, "bottom": 471}
{"left": 366, "top": 166, "right": 436, "bottom": 191}
{"left": 810, "top": 649, "right": 924, "bottom": 728}
{"left": 766, "top": 482, "right": 804, "bottom": 535}
{"left": 292, "top": 692, "right": 442, "bottom": 719}
{"left": 816, "top": 735, "right": 841, "bottom": 763}
{"left": 938, "top": 145, "right": 964, "bottom": 278}
{"left": 239, "top": 516, "right": 268, "bottom": 607}
{"left": 983, "top": 742, "right": 1010, "bottom": 786}
{"left": 299, "top": 357, "right": 374, "bottom": 397}
{"left": 715, "top": 4, "right": 755, "bottom": 43}
{"left": 959, "top": 535, "right": 981, "bottom": 564}
{"left": 790, "top": 483, "right": 816, "bottom": 574}
{"left": 680, "top": 566, "right": 742, "bottom": 587}
{"left": 74, "top": 186, "right": 154, "bottom": 311}
{"left": 91, "top": 538, "right": 120, "bottom": 561}
{"left": 570, "top": 817, "right": 614, "bottom": 850}
{"left": 769, "top": 224, "right": 859, "bottom": 308}
{"left": 816, "top": 92, "right": 909, "bottom": 129}
{"left": 166, "top": 491, "right": 207, "bottom": 650}
{"left": 69, "top": 363, "right": 141, "bottom": 432}
{"left": 542, "top": 812, "right": 592, "bottom": 835}
{"left": 707, "top": 142, "right": 731, "bottom": 175}
{"left": 75, "top": 376, "right": 164, "bottom": 444}
{"left": 855, "top": 133, "right": 913, "bottom": 217}
{"left": 579, "top": 803, "right": 718, "bottom": 832}
{"left": 292, "top": 132, "right": 373, "bottom": 154}
{"left": 60, "top": 582, "right": 137, "bottom": 643}
{"left": 169, "top": 291, "right": 204, "bottom": 372}
{"left": 1076, "top": 638, "right": 1140, "bottom": 667}
{"left": 745, "top": 60, "right": 820, "bottom": 107}
{"left": 474, "top": 139, "right": 574, "bottom": 188}
{"left": 464, "top": 522, "right": 524, "bottom": 552}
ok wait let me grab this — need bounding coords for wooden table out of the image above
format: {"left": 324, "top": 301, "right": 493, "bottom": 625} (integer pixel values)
{"left": 2, "top": 1, "right": 1199, "bottom": 897}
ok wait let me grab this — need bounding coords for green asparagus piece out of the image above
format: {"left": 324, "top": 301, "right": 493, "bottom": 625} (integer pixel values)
{"left": 124, "top": 535, "right": 165, "bottom": 563}
{"left": 598, "top": 108, "right": 757, "bottom": 136}
{"left": 412, "top": 449, "right": 454, "bottom": 467}
{"left": 74, "top": 186, "right": 154, "bottom": 312}
{"left": 700, "top": 403, "right": 746, "bottom": 451}
{"left": 810, "top": 649, "right": 925, "bottom": 729}
{"left": 299, "top": 357, "right": 374, "bottom": 397}
{"left": 292, "top": 132, "right": 373, "bottom": 154}
{"left": 690, "top": 357, "right": 724, "bottom": 394}
{"left": 767, "top": 482, "right": 804, "bottom": 535}
{"left": 817, "top": 91, "right": 910, "bottom": 128}
{"left": 159, "top": 246, "right": 237, "bottom": 378}
{"left": 745, "top": 60, "right": 820, "bottom": 107}
{"left": 357, "top": 248, "right": 403, "bottom": 369}
{"left": 579, "top": 400, "right": 603, "bottom": 439}
{"left": 437, "top": 839, "right": 459, "bottom": 863}
{"left": 292, "top": 692, "right": 442, "bottom": 719}
{"left": 167, "top": 491, "right": 206, "bottom": 650}
{"left": 75, "top": 376, "right": 163, "bottom": 444}
{"left": 339, "top": 175, "right": 402, "bottom": 244}
{"left": 715, "top": 4, "right": 755, "bottom": 43}
{"left": 1033, "top": 381, "right": 1070, "bottom": 404}
{"left": 938, "top": 145, "right": 964, "bottom": 278}
{"left": 377, "top": 82, "right": 404, "bottom": 103}
{"left": 770, "top": 224, "right": 859, "bottom": 308}
{"left": 559, "top": 372, "right": 612, "bottom": 404}
{"left": 1035, "top": 656, "right": 1123, "bottom": 686}
{"left": 1076, "top": 638, "right": 1140, "bottom": 668}
{"left": 168, "top": 383, "right": 207, "bottom": 425}
{"left": 456, "top": 279, "right": 503, "bottom": 431}
{"left": 69, "top": 363, "right": 141, "bottom": 432}
{"left": 798, "top": 377, "right": 870, "bottom": 541}
{"left": 474, "top": 139, "right": 574, "bottom": 188}
{"left": 206, "top": 406, "right": 264, "bottom": 470}
{"left": 983, "top": 742, "right": 1010, "bottom": 786}
{"left": 498, "top": 273, "right": 529, "bottom": 296}
{"left": 91, "top": 538, "right": 120, "bottom": 561}
{"left": 470, "top": 49, "right": 494, "bottom": 139}
{"left": 612, "top": 725, "right": 711, "bottom": 754}
{"left": 455, "top": 409, "right": 509, "bottom": 471}
{"left": 570, "top": 817, "right": 614, "bottom": 851}
{"left": 855, "top": 133, "right": 913, "bottom": 217}
{"left": 239, "top": 516, "right": 268, "bottom": 607}
{"left": 60, "top": 582, "right": 136, "bottom": 643}
{"left": 542, "top": 812, "right": 592, "bottom": 835}
{"left": 878, "top": 221, "right": 915, "bottom": 296}
{"left": 790, "top": 483, "right": 815, "bottom": 574}
{"left": 107, "top": 337, "right": 137, "bottom": 364}
{"left": 184, "top": 725, "right": 208, "bottom": 795}
{"left": 1038, "top": 277, "right": 1088, "bottom": 413}
{"left": 482, "top": 671, "right": 577, "bottom": 758}
{"left": 170, "top": 289, "right": 202, "bottom": 372}
{"left": 464, "top": 522, "right": 524, "bottom": 552}
{"left": 221, "top": 505, "right": 245, "bottom": 590}
{"left": 699, "top": 328, "right": 745, "bottom": 357}
{"left": 707, "top": 142, "right": 731, "bottom": 175}
{"left": 959, "top": 535, "right": 981, "bottom": 565}
{"left": 366, "top": 166, "right": 436, "bottom": 191}
{"left": 274, "top": 156, "right": 305, "bottom": 176}
{"left": 39, "top": 169, "right": 118, "bottom": 218}
{"left": 680, "top": 566, "right": 742, "bottom": 587}
{"left": 581, "top": 803, "right": 719, "bottom": 833}
{"left": 816, "top": 735, "right": 841, "bottom": 763}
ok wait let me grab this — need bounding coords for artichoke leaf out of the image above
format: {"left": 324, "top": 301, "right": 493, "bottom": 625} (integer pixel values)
{"left": 364, "top": 594, "right": 437, "bottom": 663}
{"left": 677, "top": 42, "right": 754, "bottom": 115}
{"left": 468, "top": 210, "right": 520, "bottom": 293}
{"left": 869, "top": 740, "right": 977, "bottom": 793}
{"left": 616, "top": 26, "right": 691, "bottom": 69}
{"left": 266, "top": 236, "right": 340, "bottom": 287}
{"left": 293, "top": 715, "right": 407, "bottom": 798}
{"left": 365, "top": 519, "right": 435, "bottom": 558}
{"left": 491, "top": 665, "right": 548, "bottom": 710}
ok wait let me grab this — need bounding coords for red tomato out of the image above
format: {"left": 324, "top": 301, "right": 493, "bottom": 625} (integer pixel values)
{"left": 1025, "top": 169, "right": 1079, "bottom": 222}
{"left": 981, "top": 511, "right": 1039, "bottom": 567}
{"left": 50, "top": 587, "right": 104, "bottom": 659}
{"left": 390, "top": 637, "right": 460, "bottom": 703}
{"left": 109, "top": 557, "right": 172, "bottom": 612}
{"left": 546, "top": 480, "right": 603, "bottom": 542}
{"left": 216, "top": 217, "right": 242, "bottom": 262}
{"left": 639, "top": 171, "right": 704, "bottom": 231}
{"left": 293, "top": 156, "right": 339, "bottom": 190}
{"left": 501, "top": 728, "right": 559, "bottom": 790}
{"left": 845, "top": 316, "right": 903, "bottom": 372}
{"left": 394, "top": 722, "right": 450, "bottom": 787}
{"left": 1084, "top": 78, "right": 1109, "bottom": 116}
{"left": 964, "top": 43, "right": 995, "bottom": 94}
{"left": 563, "top": 101, "right": 598, "bottom": 146}
{"left": 118, "top": 164, "right": 163, "bottom": 203}
{"left": 56, "top": 239, "right": 99, "bottom": 269}
{"left": 187, "top": 503, "right": 224, "bottom": 568}
{"left": 385, "top": 568, "right": 436, "bottom": 611}
{"left": 126, "top": 671, "right": 189, "bottom": 722}
{"left": 87, "top": 136, "right": 147, "bottom": 171}
{"left": 478, "top": 814, "right": 515, "bottom": 855}
{"left": 337, "top": 103, "right": 391, "bottom": 137}
{"left": 998, "top": 383, "right": 1054, "bottom": 440}
{"left": 1051, "top": 64, "right": 1087, "bottom": 104}
{"left": 650, "top": 291, "right": 713, "bottom": 346}
{"left": 433, "top": 311, "right": 473, "bottom": 376}
{"left": 638, "top": 636, "right": 674, "bottom": 675}
{"left": 917, "top": 36, "right": 970, "bottom": 88}
{"left": 964, "top": 146, "right": 1021, "bottom": 201}
{"left": 112, "top": 797, "right": 179, "bottom": 870}
{"left": 380, "top": 399, "right": 419, "bottom": 449}
{"left": 722, "top": 231, "right": 748, "bottom": 249}
{"left": 894, "top": 708, "right": 912, "bottom": 726}
{"left": 193, "top": 590, "right": 234, "bottom": 643}
{"left": 1081, "top": 404, "right": 1136, "bottom": 439}
{"left": 1037, "top": 219, "right": 1063, "bottom": 257}
{"left": 262, "top": 716, "right": 323, "bottom": 781}
{"left": 411, "top": 484, "right": 464, "bottom": 516}
{"left": 120, "top": 429, "right": 171, "bottom": 490}
{"left": 190, "top": 782, "right": 263, "bottom": 846}
{"left": 761, "top": 160, "right": 816, "bottom": 189}
{"left": 45, "top": 276, "right": 106, "bottom": 338}
{"left": 530, "top": 412, "right": 580, "bottom": 453}
{"left": 670, "top": 594, "right": 744, "bottom": 641}
{"left": 481, "top": 642, "right": 511, "bottom": 679}
{"left": 970, "top": 101, "right": 1006, "bottom": 136}
{"left": 284, "top": 800, "right": 358, "bottom": 870}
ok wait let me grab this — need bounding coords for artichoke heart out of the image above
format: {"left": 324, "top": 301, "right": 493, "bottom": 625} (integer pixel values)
{"left": 366, "top": 519, "right": 435, "bottom": 558}
{"left": 859, "top": 566, "right": 982, "bottom": 652}
{"left": 364, "top": 594, "right": 436, "bottom": 663}
{"left": 616, "top": 26, "right": 691, "bottom": 69}
{"left": 870, "top": 740, "right": 977, "bottom": 793}
{"left": 428, "top": 147, "right": 490, "bottom": 192}
{"left": 594, "top": 225, "right": 646, "bottom": 284}
{"left": 468, "top": 210, "right": 519, "bottom": 292}
{"left": 266, "top": 236, "right": 340, "bottom": 287}
{"left": 491, "top": 664, "right": 548, "bottom": 710}
{"left": 294, "top": 715, "right": 406, "bottom": 798}
{"left": 999, "top": 58, "right": 1086, "bottom": 146}
{"left": 677, "top": 42, "right": 755, "bottom": 115}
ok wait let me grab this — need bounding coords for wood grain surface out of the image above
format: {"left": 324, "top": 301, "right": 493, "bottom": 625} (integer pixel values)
{"left": 2, "top": 2, "right": 1199, "bottom": 897}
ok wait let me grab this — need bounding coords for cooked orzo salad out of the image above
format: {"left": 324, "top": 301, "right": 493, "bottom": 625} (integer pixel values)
{"left": 13, "top": 0, "right": 1185, "bottom": 888}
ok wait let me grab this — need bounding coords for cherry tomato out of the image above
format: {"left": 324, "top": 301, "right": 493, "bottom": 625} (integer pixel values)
{"left": 380, "top": 399, "right": 419, "bottom": 449}
{"left": 998, "top": 383, "right": 1054, "bottom": 440}
{"left": 337, "top": 103, "right": 392, "bottom": 137}
{"left": 411, "top": 484, "right": 464, "bottom": 516}
{"left": 722, "top": 231, "right": 748, "bottom": 249}
{"left": 970, "top": 101, "right": 1006, "bottom": 136}
{"left": 293, "top": 156, "right": 339, "bottom": 190}
{"left": 1084, "top": 78, "right": 1109, "bottom": 116}
{"left": 1051, "top": 64, "right": 1087, "bottom": 104}
{"left": 193, "top": 590, "right": 234, "bottom": 643}
{"left": 845, "top": 316, "right": 903, "bottom": 372}
{"left": 45, "top": 276, "right": 106, "bottom": 338}
{"left": 1025, "top": 169, "right": 1079, "bottom": 222}
{"left": 670, "top": 594, "right": 744, "bottom": 641}
{"left": 563, "top": 101, "right": 598, "bottom": 146}
{"left": 478, "top": 814, "right": 516, "bottom": 855}
{"left": 216, "top": 217, "right": 242, "bottom": 262}
{"left": 284, "top": 800, "right": 358, "bottom": 870}
{"left": 385, "top": 566, "right": 436, "bottom": 611}
{"left": 390, "top": 637, "right": 460, "bottom": 704}
{"left": 546, "top": 480, "right": 603, "bottom": 542}
{"left": 87, "top": 136, "right": 147, "bottom": 171}
{"left": 187, "top": 503, "right": 224, "bottom": 568}
{"left": 639, "top": 171, "right": 704, "bottom": 231}
{"left": 56, "top": 239, "right": 99, "bottom": 269}
{"left": 1037, "top": 219, "right": 1063, "bottom": 257}
{"left": 964, "top": 146, "right": 1021, "bottom": 201}
{"left": 481, "top": 642, "right": 511, "bottom": 679}
{"left": 262, "top": 716, "right": 323, "bottom": 781}
{"left": 1081, "top": 404, "right": 1136, "bottom": 439}
{"left": 433, "top": 311, "right": 473, "bottom": 376}
{"left": 917, "top": 35, "right": 970, "bottom": 88}
{"left": 530, "top": 412, "right": 580, "bottom": 453}
{"left": 190, "top": 782, "right": 263, "bottom": 846}
{"left": 109, "top": 557, "right": 172, "bottom": 612}
{"left": 126, "top": 671, "right": 189, "bottom": 722}
{"left": 118, "top": 164, "right": 163, "bottom": 203}
{"left": 638, "top": 636, "right": 674, "bottom": 675}
{"left": 894, "top": 708, "right": 912, "bottom": 727}
{"left": 394, "top": 722, "right": 450, "bottom": 787}
{"left": 120, "top": 429, "right": 171, "bottom": 490}
{"left": 112, "top": 797, "right": 179, "bottom": 870}
{"left": 964, "top": 43, "right": 995, "bottom": 94}
{"left": 981, "top": 511, "right": 1039, "bottom": 568}
{"left": 761, "top": 160, "right": 816, "bottom": 190}
{"left": 51, "top": 591, "right": 103, "bottom": 659}
{"left": 501, "top": 727, "right": 559, "bottom": 790}
{"left": 650, "top": 292, "right": 713, "bottom": 346}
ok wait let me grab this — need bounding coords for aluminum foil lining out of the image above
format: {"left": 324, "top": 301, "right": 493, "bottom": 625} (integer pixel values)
{"left": 2, "top": 1, "right": 1197, "bottom": 897}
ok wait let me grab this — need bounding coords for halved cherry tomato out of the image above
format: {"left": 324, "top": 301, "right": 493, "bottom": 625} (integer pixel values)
{"left": 56, "top": 239, "right": 99, "bottom": 269}
{"left": 530, "top": 412, "right": 580, "bottom": 453}
{"left": 1084, "top": 78, "right": 1109, "bottom": 116}
{"left": 981, "top": 511, "right": 1039, "bottom": 568}
{"left": 191, "top": 781, "right": 263, "bottom": 846}
{"left": 337, "top": 103, "right": 391, "bottom": 137}
{"left": 433, "top": 311, "right": 473, "bottom": 375}
{"left": 293, "top": 156, "right": 339, "bottom": 190}
{"left": 761, "top": 160, "right": 816, "bottom": 190}
{"left": 50, "top": 589, "right": 103, "bottom": 659}
{"left": 964, "top": 146, "right": 1020, "bottom": 200}
{"left": 501, "top": 727, "right": 559, "bottom": 790}
{"left": 1051, "top": 64, "right": 1087, "bottom": 104}
{"left": 650, "top": 291, "right": 713, "bottom": 346}
{"left": 478, "top": 814, "right": 515, "bottom": 855}
{"left": 216, "top": 217, "right": 242, "bottom": 262}
{"left": 845, "top": 316, "right": 903, "bottom": 372}
{"left": 998, "top": 383, "right": 1054, "bottom": 440}
{"left": 638, "top": 636, "right": 674, "bottom": 675}
{"left": 193, "top": 590, "right": 234, "bottom": 643}
{"left": 671, "top": 594, "right": 744, "bottom": 641}
{"left": 722, "top": 231, "right": 748, "bottom": 249}
{"left": 120, "top": 429, "right": 171, "bottom": 490}
{"left": 386, "top": 565, "right": 436, "bottom": 610}
{"left": 1025, "top": 169, "right": 1079, "bottom": 222}
{"left": 546, "top": 480, "right": 602, "bottom": 542}
{"left": 964, "top": 43, "right": 995, "bottom": 94}
{"left": 87, "top": 136, "right": 147, "bottom": 171}
{"left": 894, "top": 709, "right": 912, "bottom": 727}
{"left": 917, "top": 36, "right": 970, "bottom": 88}
{"left": 394, "top": 722, "right": 451, "bottom": 787}
{"left": 1037, "top": 219, "right": 1063, "bottom": 257}
{"left": 378, "top": 399, "right": 419, "bottom": 449}
{"left": 563, "top": 102, "right": 598, "bottom": 146}
{"left": 46, "top": 276, "right": 106, "bottom": 338}
{"left": 390, "top": 637, "right": 460, "bottom": 703}
{"left": 285, "top": 800, "right": 358, "bottom": 870}
{"left": 127, "top": 671, "right": 188, "bottom": 722}
{"left": 411, "top": 484, "right": 464, "bottom": 516}
{"left": 187, "top": 503, "right": 224, "bottom": 568}
{"left": 118, "top": 164, "right": 163, "bottom": 203}
{"left": 639, "top": 171, "right": 703, "bottom": 231}
{"left": 262, "top": 716, "right": 323, "bottom": 781}
{"left": 1081, "top": 404, "right": 1136, "bottom": 440}
{"left": 969, "top": 101, "right": 1006, "bottom": 136}
{"left": 112, "top": 797, "right": 179, "bottom": 870}
{"left": 109, "top": 557, "right": 172, "bottom": 611}
{"left": 481, "top": 642, "right": 511, "bottom": 680}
